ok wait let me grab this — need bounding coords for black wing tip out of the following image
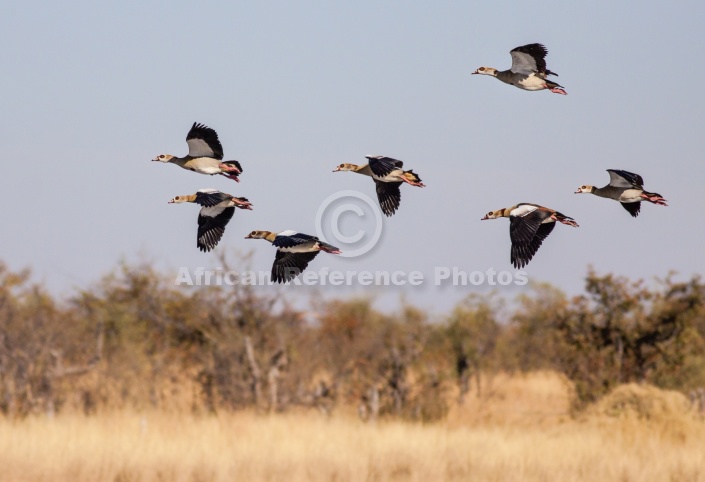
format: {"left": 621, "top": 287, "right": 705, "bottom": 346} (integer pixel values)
{"left": 512, "top": 43, "right": 548, "bottom": 54}
{"left": 380, "top": 198, "right": 399, "bottom": 216}
{"left": 271, "top": 272, "right": 287, "bottom": 284}
{"left": 197, "top": 229, "right": 220, "bottom": 252}
{"left": 198, "top": 242, "right": 218, "bottom": 252}
{"left": 510, "top": 236, "right": 544, "bottom": 269}
{"left": 271, "top": 267, "right": 304, "bottom": 284}
{"left": 271, "top": 251, "right": 319, "bottom": 283}
{"left": 621, "top": 201, "right": 641, "bottom": 218}
{"left": 511, "top": 248, "right": 535, "bottom": 269}
{"left": 189, "top": 122, "right": 215, "bottom": 133}
{"left": 608, "top": 168, "right": 640, "bottom": 176}
{"left": 197, "top": 223, "right": 227, "bottom": 252}
{"left": 198, "top": 243, "right": 214, "bottom": 252}
{"left": 378, "top": 192, "right": 401, "bottom": 216}
{"left": 511, "top": 256, "right": 531, "bottom": 269}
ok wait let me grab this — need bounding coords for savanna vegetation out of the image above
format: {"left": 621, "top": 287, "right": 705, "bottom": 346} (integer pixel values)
{"left": 2, "top": 258, "right": 704, "bottom": 418}
{"left": 2, "top": 257, "right": 705, "bottom": 481}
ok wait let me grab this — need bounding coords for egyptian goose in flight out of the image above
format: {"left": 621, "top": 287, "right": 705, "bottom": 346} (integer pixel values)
{"left": 333, "top": 155, "right": 425, "bottom": 216}
{"left": 482, "top": 203, "right": 578, "bottom": 269}
{"left": 575, "top": 169, "right": 668, "bottom": 217}
{"left": 169, "top": 189, "right": 253, "bottom": 252}
{"left": 245, "top": 230, "right": 341, "bottom": 283}
{"left": 153, "top": 122, "right": 243, "bottom": 182}
{"left": 472, "top": 43, "right": 567, "bottom": 95}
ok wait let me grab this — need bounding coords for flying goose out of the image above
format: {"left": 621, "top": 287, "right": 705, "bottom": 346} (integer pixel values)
{"left": 472, "top": 43, "right": 567, "bottom": 95}
{"left": 481, "top": 203, "right": 579, "bottom": 269}
{"left": 333, "top": 155, "right": 425, "bottom": 216}
{"left": 153, "top": 122, "right": 243, "bottom": 182}
{"left": 169, "top": 189, "right": 253, "bottom": 252}
{"left": 245, "top": 230, "right": 341, "bottom": 283}
{"left": 575, "top": 169, "right": 668, "bottom": 217}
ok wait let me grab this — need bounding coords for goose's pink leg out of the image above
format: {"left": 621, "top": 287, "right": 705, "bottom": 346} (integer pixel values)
{"left": 552, "top": 214, "right": 579, "bottom": 227}
{"left": 641, "top": 193, "right": 668, "bottom": 206}
{"left": 221, "top": 172, "right": 240, "bottom": 182}
{"left": 218, "top": 163, "right": 241, "bottom": 173}
{"left": 401, "top": 178, "right": 425, "bottom": 187}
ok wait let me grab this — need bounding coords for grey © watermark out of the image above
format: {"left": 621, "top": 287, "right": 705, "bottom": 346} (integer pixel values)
{"left": 315, "top": 190, "right": 383, "bottom": 258}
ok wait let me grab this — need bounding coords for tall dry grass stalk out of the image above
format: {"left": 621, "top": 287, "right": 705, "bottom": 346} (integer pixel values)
{"left": 1, "top": 372, "right": 703, "bottom": 482}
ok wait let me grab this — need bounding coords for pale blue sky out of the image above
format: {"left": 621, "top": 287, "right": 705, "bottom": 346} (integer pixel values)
{"left": 2, "top": 1, "right": 703, "bottom": 313}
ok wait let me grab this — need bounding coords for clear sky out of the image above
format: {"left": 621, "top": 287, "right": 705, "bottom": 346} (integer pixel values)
{"left": 2, "top": 1, "right": 703, "bottom": 314}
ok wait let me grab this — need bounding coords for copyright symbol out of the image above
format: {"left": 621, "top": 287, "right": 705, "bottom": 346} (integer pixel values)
{"left": 315, "top": 190, "right": 383, "bottom": 258}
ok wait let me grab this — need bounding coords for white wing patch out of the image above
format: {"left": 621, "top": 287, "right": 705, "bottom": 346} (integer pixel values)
{"left": 187, "top": 138, "right": 216, "bottom": 158}
{"left": 511, "top": 204, "right": 539, "bottom": 217}
{"left": 278, "top": 229, "right": 298, "bottom": 237}
{"left": 510, "top": 51, "right": 538, "bottom": 75}
{"left": 607, "top": 170, "right": 635, "bottom": 188}
{"left": 200, "top": 206, "right": 226, "bottom": 218}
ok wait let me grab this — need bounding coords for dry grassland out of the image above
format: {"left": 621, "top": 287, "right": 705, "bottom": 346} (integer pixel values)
{"left": 1, "top": 372, "right": 703, "bottom": 482}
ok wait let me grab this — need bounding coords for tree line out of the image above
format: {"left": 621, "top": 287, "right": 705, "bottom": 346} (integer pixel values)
{"left": 1, "top": 258, "right": 703, "bottom": 420}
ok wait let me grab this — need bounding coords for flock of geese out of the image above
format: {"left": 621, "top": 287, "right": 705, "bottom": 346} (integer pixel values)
{"left": 153, "top": 43, "right": 668, "bottom": 281}
{"left": 155, "top": 122, "right": 346, "bottom": 283}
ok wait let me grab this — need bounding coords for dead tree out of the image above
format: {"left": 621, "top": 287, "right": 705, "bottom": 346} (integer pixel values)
{"left": 267, "top": 349, "right": 288, "bottom": 412}
{"left": 244, "top": 336, "right": 263, "bottom": 409}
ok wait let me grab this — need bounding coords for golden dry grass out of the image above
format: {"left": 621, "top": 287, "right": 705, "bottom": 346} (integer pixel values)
{"left": 2, "top": 372, "right": 704, "bottom": 482}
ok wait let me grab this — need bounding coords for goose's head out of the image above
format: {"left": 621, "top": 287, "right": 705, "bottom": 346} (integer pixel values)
{"left": 481, "top": 208, "right": 505, "bottom": 220}
{"left": 472, "top": 66, "right": 497, "bottom": 76}
{"left": 575, "top": 185, "right": 595, "bottom": 194}
{"left": 168, "top": 194, "right": 195, "bottom": 204}
{"left": 152, "top": 154, "right": 175, "bottom": 163}
{"left": 333, "top": 163, "right": 358, "bottom": 172}
{"left": 245, "top": 230, "right": 270, "bottom": 239}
